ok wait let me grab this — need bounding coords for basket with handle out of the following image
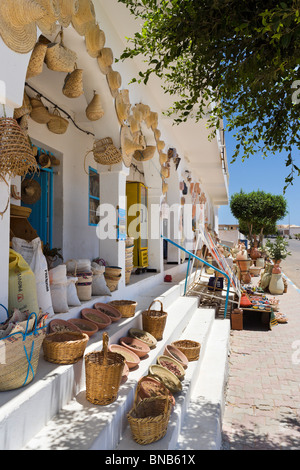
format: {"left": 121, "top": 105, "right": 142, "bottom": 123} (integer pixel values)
{"left": 42, "top": 330, "right": 89, "bottom": 364}
{"left": 0, "top": 305, "right": 47, "bottom": 391}
{"left": 85, "top": 332, "right": 125, "bottom": 405}
{"left": 127, "top": 380, "right": 172, "bottom": 445}
{"left": 142, "top": 300, "right": 168, "bottom": 341}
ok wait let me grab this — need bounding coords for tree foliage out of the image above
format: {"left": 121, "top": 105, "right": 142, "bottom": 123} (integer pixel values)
{"left": 117, "top": 0, "right": 300, "bottom": 189}
{"left": 230, "top": 189, "right": 287, "bottom": 245}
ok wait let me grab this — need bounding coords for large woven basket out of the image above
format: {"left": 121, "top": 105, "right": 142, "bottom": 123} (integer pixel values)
{"left": 108, "top": 300, "right": 137, "bottom": 318}
{"left": 26, "top": 42, "right": 48, "bottom": 79}
{"left": 85, "top": 332, "right": 125, "bottom": 405}
{"left": 93, "top": 138, "right": 122, "bottom": 165}
{"left": 127, "top": 382, "right": 172, "bottom": 445}
{"left": 142, "top": 300, "right": 168, "bottom": 341}
{"left": 45, "top": 31, "right": 77, "bottom": 73}
{"left": 47, "top": 109, "right": 69, "bottom": 134}
{"left": 171, "top": 339, "right": 201, "bottom": 362}
{"left": 43, "top": 331, "right": 89, "bottom": 364}
{"left": 0, "top": 310, "right": 47, "bottom": 391}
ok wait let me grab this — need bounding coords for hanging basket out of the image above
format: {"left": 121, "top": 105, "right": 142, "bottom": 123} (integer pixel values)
{"left": 0, "top": 309, "right": 47, "bottom": 392}
{"left": 47, "top": 108, "right": 69, "bottom": 134}
{"left": 91, "top": 138, "right": 122, "bottom": 166}
{"left": 30, "top": 96, "right": 51, "bottom": 124}
{"left": 45, "top": 31, "right": 77, "bottom": 73}
{"left": 127, "top": 381, "right": 172, "bottom": 445}
{"left": 142, "top": 300, "right": 168, "bottom": 341}
{"left": 42, "top": 330, "right": 89, "bottom": 364}
{"left": 85, "top": 332, "right": 125, "bottom": 405}
{"left": 14, "top": 92, "right": 32, "bottom": 120}
{"left": 86, "top": 92, "right": 104, "bottom": 121}
{"left": 62, "top": 67, "right": 84, "bottom": 99}
{"left": 85, "top": 24, "right": 105, "bottom": 58}
{"left": 0, "top": 118, "right": 38, "bottom": 181}
{"left": 26, "top": 41, "right": 48, "bottom": 78}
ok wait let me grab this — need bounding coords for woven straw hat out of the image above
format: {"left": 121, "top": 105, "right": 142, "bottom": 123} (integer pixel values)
{"left": 21, "top": 179, "right": 42, "bottom": 205}
{"left": 133, "top": 145, "right": 156, "bottom": 162}
{"left": 86, "top": 92, "right": 104, "bottom": 121}
{"left": 71, "top": 0, "right": 95, "bottom": 36}
{"left": 107, "top": 70, "right": 122, "bottom": 98}
{"left": 121, "top": 125, "right": 143, "bottom": 167}
{"left": 85, "top": 23, "right": 105, "bottom": 58}
{"left": 154, "top": 128, "right": 161, "bottom": 140}
{"left": 0, "top": 0, "right": 46, "bottom": 54}
{"left": 159, "top": 152, "right": 168, "bottom": 165}
{"left": 127, "top": 114, "right": 140, "bottom": 134}
{"left": 115, "top": 90, "right": 131, "bottom": 124}
{"left": 157, "top": 140, "right": 165, "bottom": 151}
{"left": 35, "top": 0, "right": 60, "bottom": 35}
{"left": 57, "top": 0, "right": 79, "bottom": 28}
{"left": 97, "top": 47, "right": 114, "bottom": 75}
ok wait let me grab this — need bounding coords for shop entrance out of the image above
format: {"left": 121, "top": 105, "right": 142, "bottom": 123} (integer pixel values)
{"left": 126, "top": 182, "right": 148, "bottom": 272}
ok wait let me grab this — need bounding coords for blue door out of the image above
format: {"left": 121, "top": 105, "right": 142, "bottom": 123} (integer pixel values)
{"left": 22, "top": 154, "right": 54, "bottom": 248}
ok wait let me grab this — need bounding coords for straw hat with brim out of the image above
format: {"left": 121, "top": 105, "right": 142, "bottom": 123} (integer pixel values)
{"left": 127, "top": 115, "right": 140, "bottom": 134}
{"left": 121, "top": 125, "right": 143, "bottom": 168}
{"left": 107, "top": 70, "right": 122, "bottom": 98}
{"left": 71, "top": 0, "right": 95, "bottom": 36}
{"left": 0, "top": 0, "right": 46, "bottom": 54}
{"left": 35, "top": 0, "right": 60, "bottom": 35}
{"left": 97, "top": 47, "right": 114, "bottom": 75}
{"left": 21, "top": 179, "right": 42, "bottom": 205}
{"left": 115, "top": 90, "right": 131, "bottom": 124}
{"left": 58, "top": 0, "right": 79, "bottom": 28}
{"left": 85, "top": 24, "right": 105, "bottom": 58}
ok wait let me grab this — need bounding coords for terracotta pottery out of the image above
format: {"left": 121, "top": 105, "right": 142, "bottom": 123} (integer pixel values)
{"left": 81, "top": 308, "right": 111, "bottom": 330}
{"left": 108, "top": 344, "right": 140, "bottom": 369}
{"left": 269, "top": 272, "right": 284, "bottom": 295}
{"left": 49, "top": 319, "right": 81, "bottom": 334}
{"left": 68, "top": 318, "right": 98, "bottom": 337}
{"left": 163, "top": 344, "right": 189, "bottom": 369}
{"left": 94, "top": 302, "right": 121, "bottom": 322}
{"left": 137, "top": 376, "right": 175, "bottom": 406}
{"left": 250, "top": 243, "right": 261, "bottom": 261}
{"left": 119, "top": 336, "right": 150, "bottom": 358}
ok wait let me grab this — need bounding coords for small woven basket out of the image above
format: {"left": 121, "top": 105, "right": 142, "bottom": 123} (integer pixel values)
{"left": 127, "top": 382, "right": 172, "bottom": 445}
{"left": 171, "top": 339, "right": 201, "bottom": 362}
{"left": 62, "top": 67, "right": 84, "bottom": 99}
{"left": 104, "top": 274, "right": 121, "bottom": 292}
{"left": 42, "top": 331, "right": 89, "bottom": 364}
{"left": 85, "top": 332, "right": 125, "bottom": 405}
{"left": 47, "top": 109, "right": 69, "bottom": 134}
{"left": 108, "top": 300, "right": 137, "bottom": 318}
{"left": 142, "top": 300, "right": 167, "bottom": 341}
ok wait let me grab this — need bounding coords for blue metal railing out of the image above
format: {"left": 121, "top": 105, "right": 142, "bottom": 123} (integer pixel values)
{"left": 162, "top": 235, "right": 231, "bottom": 318}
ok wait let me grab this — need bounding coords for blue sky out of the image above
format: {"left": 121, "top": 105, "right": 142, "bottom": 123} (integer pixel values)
{"left": 218, "top": 128, "right": 300, "bottom": 227}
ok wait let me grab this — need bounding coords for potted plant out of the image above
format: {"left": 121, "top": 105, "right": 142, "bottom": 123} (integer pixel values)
{"left": 265, "top": 236, "right": 291, "bottom": 264}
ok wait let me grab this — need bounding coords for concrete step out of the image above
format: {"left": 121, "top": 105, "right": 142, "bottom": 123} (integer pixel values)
{"left": 23, "top": 295, "right": 199, "bottom": 450}
{"left": 176, "top": 318, "right": 230, "bottom": 450}
{"left": 0, "top": 269, "right": 188, "bottom": 451}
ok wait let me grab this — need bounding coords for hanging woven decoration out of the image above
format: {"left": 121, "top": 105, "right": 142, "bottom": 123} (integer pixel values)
{"left": 47, "top": 108, "right": 69, "bottom": 134}
{"left": 35, "top": 0, "right": 60, "bottom": 35}
{"left": 26, "top": 41, "right": 48, "bottom": 79}
{"left": 13, "top": 92, "right": 32, "bottom": 120}
{"left": 71, "top": 0, "right": 96, "bottom": 36}
{"left": 0, "top": 117, "right": 38, "bottom": 181}
{"left": 85, "top": 23, "right": 105, "bottom": 58}
{"left": 57, "top": 0, "right": 79, "bottom": 28}
{"left": 0, "top": 0, "right": 46, "bottom": 54}
{"left": 86, "top": 91, "right": 104, "bottom": 121}
{"left": 45, "top": 29, "right": 77, "bottom": 73}
{"left": 97, "top": 47, "right": 113, "bottom": 75}
{"left": 107, "top": 70, "right": 122, "bottom": 98}
{"left": 30, "top": 96, "right": 52, "bottom": 124}
{"left": 62, "top": 66, "right": 84, "bottom": 99}
{"left": 84, "top": 137, "right": 122, "bottom": 172}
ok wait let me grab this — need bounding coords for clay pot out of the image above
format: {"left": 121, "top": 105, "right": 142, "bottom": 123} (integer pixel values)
{"left": 119, "top": 336, "right": 150, "bottom": 358}
{"left": 269, "top": 273, "right": 284, "bottom": 295}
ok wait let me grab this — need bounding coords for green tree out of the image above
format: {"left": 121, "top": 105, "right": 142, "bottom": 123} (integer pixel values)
{"left": 230, "top": 190, "right": 287, "bottom": 246}
{"left": 117, "top": 0, "right": 300, "bottom": 189}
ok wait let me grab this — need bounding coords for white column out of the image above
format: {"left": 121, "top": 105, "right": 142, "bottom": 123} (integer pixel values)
{"left": 98, "top": 163, "right": 129, "bottom": 290}
{"left": 147, "top": 187, "right": 163, "bottom": 273}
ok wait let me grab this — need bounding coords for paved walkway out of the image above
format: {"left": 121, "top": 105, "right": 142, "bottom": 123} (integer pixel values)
{"left": 222, "top": 273, "right": 300, "bottom": 450}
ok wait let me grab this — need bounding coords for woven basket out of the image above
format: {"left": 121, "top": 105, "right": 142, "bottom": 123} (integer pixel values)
{"left": 142, "top": 300, "right": 167, "bottom": 341}
{"left": 127, "top": 382, "right": 172, "bottom": 445}
{"left": 45, "top": 33, "right": 77, "bottom": 73}
{"left": 0, "top": 118, "right": 38, "bottom": 180}
{"left": 86, "top": 92, "right": 104, "bottom": 121}
{"left": 76, "top": 271, "right": 92, "bottom": 301}
{"left": 0, "top": 311, "right": 47, "bottom": 391}
{"left": 43, "top": 330, "right": 89, "bottom": 364}
{"left": 104, "top": 274, "right": 121, "bottom": 292}
{"left": 63, "top": 67, "right": 84, "bottom": 99}
{"left": 26, "top": 42, "right": 48, "bottom": 78}
{"left": 85, "top": 332, "right": 125, "bottom": 405}
{"left": 47, "top": 109, "right": 69, "bottom": 134}
{"left": 86, "top": 137, "right": 122, "bottom": 166}
{"left": 171, "top": 339, "right": 201, "bottom": 361}
{"left": 108, "top": 300, "right": 137, "bottom": 318}
{"left": 14, "top": 92, "right": 32, "bottom": 120}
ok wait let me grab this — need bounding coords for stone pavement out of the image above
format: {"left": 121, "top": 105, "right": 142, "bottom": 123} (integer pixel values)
{"left": 222, "top": 273, "right": 300, "bottom": 450}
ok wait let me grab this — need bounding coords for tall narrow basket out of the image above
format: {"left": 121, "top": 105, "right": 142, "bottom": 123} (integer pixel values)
{"left": 127, "top": 382, "right": 172, "bottom": 445}
{"left": 142, "top": 300, "right": 168, "bottom": 341}
{"left": 85, "top": 332, "right": 125, "bottom": 405}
